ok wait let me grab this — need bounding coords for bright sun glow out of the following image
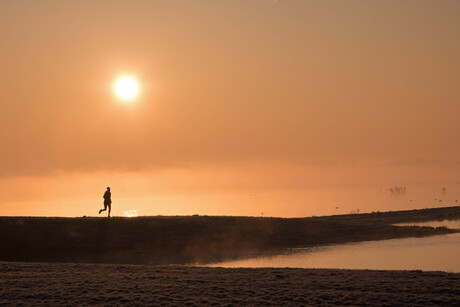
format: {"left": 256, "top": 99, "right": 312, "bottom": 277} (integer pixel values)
{"left": 115, "top": 77, "right": 138, "bottom": 100}
{"left": 123, "top": 209, "right": 138, "bottom": 217}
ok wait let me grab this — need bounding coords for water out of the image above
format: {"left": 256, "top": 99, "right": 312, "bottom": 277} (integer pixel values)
{"left": 209, "top": 220, "right": 460, "bottom": 272}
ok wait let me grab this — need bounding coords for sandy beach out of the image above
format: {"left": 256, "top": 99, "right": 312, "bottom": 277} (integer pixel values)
{"left": 1, "top": 261, "right": 459, "bottom": 306}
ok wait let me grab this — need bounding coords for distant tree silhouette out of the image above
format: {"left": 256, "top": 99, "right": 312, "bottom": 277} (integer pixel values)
{"left": 389, "top": 186, "right": 406, "bottom": 195}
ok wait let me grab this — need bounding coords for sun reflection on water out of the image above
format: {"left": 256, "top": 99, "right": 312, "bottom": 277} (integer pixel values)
{"left": 123, "top": 209, "right": 138, "bottom": 217}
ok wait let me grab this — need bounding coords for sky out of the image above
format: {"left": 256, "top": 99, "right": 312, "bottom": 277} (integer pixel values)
{"left": 1, "top": 0, "right": 460, "bottom": 217}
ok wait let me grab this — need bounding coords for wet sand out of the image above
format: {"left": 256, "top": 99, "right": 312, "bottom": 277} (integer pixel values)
{"left": 1, "top": 261, "right": 459, "bottom": 306}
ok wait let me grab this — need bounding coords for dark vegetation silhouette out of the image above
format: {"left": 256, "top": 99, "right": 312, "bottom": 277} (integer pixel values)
{"left": 0, "top": 206, "right": 458, "bottom": 265}
{"left": 99, "top": 187, "right": 111, "bottom": 217}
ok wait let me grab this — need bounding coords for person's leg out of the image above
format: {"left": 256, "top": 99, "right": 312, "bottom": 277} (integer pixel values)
{"left": 99, "top": 204, "right": 107, "bottom": 214}
{"left": 108, "top": 204, "right": 111, "bottom": 217}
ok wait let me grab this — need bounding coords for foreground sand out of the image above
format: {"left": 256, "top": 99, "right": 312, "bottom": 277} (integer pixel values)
{"left": 1, "top": 262, "right": 459, "bottom": 306}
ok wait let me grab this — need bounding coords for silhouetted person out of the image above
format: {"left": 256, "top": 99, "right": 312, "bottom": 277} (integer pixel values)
{"left": 99, "top": 187, "right": 111, "bottom": 217}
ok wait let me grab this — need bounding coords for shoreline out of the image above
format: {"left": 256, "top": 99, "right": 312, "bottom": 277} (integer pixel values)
{"left": 0, "top": 206, "right": 459, "bottom": 265}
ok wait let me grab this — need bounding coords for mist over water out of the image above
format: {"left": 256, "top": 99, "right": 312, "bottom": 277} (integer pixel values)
{"left": 209, "top": 220, "right": 460, "bottom": 272}
{"left": 1, "top": 0, "right": 460, "bottom": 222}
{"left": 0, "top": 168, "right": 458, "bottom": 217}
{"left": 210, "top": 232, "right": 460, "bottom": 272}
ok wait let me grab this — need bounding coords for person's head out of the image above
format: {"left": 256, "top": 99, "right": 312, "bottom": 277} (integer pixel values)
{"left": 107, "top": 187, "right": 110, "bottom": 191}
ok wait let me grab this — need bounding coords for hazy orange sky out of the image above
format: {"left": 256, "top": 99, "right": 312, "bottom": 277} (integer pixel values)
{"left": 1, "top": 0, "right": 459, "bottom": 217}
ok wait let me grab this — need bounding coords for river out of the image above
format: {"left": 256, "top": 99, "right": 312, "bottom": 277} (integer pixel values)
{"left": 208, "top": 220, "right": 460, "bottom": 272}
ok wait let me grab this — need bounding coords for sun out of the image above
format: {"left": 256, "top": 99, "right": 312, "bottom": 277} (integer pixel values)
{"left": 115, "top": 77, "right": 138, "bottom": 100}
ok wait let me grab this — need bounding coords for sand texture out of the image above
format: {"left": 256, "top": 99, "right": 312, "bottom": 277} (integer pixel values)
{"left": 1, "top": 261, "right": 459, "bottom": 306}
